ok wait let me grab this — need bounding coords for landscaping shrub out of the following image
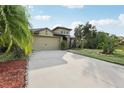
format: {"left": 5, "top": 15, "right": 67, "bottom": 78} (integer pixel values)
{"left": 0, "top": 45, "right": 26, "bottom": 62}
{"left": 0, "top": 47, "right": 7, "bottom": 53}
{"left": 0, "top": 52, "right": 15, "bottom": 62}
{"left": 12, "top": 45, "right": 25, "bottom": 59}
{"left": 102, "top": 36, "right": 115, "bottom": 54}
{"left": 61, "top": 40, "right": 68, "bottom": 50}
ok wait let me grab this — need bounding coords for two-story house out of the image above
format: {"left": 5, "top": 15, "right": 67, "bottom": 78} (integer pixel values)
{"left": 32, "top": 27, "right": 72, "bottom": 51}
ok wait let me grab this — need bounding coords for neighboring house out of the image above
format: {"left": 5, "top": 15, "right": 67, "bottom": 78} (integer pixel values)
{"left": 31, "top": 27, "right": 72, "bottom": 51}
{"left": 118, "top": 36, "right": 124, "bottom": 44}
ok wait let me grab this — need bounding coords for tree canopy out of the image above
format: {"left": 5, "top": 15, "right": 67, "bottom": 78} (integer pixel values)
{"left": 74, "top": 22, "right": 119, "bottom": 54}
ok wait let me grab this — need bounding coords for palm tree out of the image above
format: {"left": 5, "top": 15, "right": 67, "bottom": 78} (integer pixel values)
{"left": 0, "top": 5, "right": 32, "bottom": 55}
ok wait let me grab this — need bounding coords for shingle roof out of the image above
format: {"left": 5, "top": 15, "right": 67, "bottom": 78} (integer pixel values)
{"left": 31, "top": 26, "right": 72, "bottom": 34}
{"left": 52, "top": 26, "right": 72, "bottom": 31}
{"left": 31, "top": 28, "right": 51, "bottom": 34}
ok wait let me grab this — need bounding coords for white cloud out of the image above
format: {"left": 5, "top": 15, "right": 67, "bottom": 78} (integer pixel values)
{"left": 69, "top": 21, "right": 84, "bottom": 37}
{"left": 89, "top": 19, "right": 118, "bottom": 26}
{"left": 118, "top": 14, "right": 124, "bottom": 24}
{"left": 88, "top": 14, "right": 124, "bottom": 36}
{"left": 52, "top": 24, "right": 63, "bottom": 29}
{"left": 90, "top": 13, "right": 124, "bottom": 27}
{"left": 28, "top": 5, "right": 34, "bottom": 9}
{"left": 119, "top": 14, "right": 124, "bottom": 21}
{"left": 34, "top": 15, "right": 51, "bottom": 21}
{"left": 23, "top": 5, "right": 34, "bottom": 9}
{"left": 24, "top": 5, "right": 35, "bottom": 12}
{"left": 70, "top": 21, "right": 83, "bottom": 28}
{"left": 69, "top": 13, "right": 124, "bottom": 37}
{"left": 64, "top": 5, "right": 84, "bottom": 9}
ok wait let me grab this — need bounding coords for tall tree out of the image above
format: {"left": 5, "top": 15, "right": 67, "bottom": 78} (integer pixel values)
{"left": 74, "top": 24, "right": 84, "bottom": 48}
{"left": 74, "top": 22, "right": 98, "bottom": 48}
{"left": 0, "top": 5, "right": 32, "bottom": 55}
{"left": 83, "top": 22, "right": 97, "bottom": 49}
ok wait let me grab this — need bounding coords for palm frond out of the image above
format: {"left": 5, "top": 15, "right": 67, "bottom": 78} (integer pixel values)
{"left": 0, "top": 5, "right": 32, "bottom": 55}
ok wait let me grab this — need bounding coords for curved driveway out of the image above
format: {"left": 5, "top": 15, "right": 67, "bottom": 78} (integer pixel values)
{"left": 28, "top": 50, "right": 124, "bottom": 88}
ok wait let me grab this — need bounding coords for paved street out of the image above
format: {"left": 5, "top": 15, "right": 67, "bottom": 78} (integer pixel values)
{"left": 28, "top": 50, "right": 124, "bottom": 88}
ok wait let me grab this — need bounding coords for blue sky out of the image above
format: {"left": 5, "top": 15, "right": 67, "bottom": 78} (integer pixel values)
{"left": 28, "top": 5, "right": 124, "bottom": 37}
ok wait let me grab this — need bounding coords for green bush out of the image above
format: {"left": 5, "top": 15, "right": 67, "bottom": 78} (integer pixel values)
{"left": 61, "top": 41, "right": 68, "bottom": 50}
{"left": 102, "top": 36, "right": 115, "bottom": 54}
{"left": 97, "top": 42, "right": 104, "bottom": 49}
{"left": 0, "top": 52, "right": 15, "bottom": 62}
{"left": 0, "top": 51, "right": 25, "bottom": 62}
{"left": 0, "top": 44, "right": 26, "bottom": 62}
{"left": 12, "top": 45, "right": 25, "bottom": 59}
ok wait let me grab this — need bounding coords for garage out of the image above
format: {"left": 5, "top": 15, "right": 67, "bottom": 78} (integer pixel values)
{"left": 33, "top": 35, "right": 61, "bottom": 51}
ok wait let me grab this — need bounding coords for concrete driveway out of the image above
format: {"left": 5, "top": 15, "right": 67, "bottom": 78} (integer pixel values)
{"left": 28, "top": 50, "right": 124, "bottom": 88}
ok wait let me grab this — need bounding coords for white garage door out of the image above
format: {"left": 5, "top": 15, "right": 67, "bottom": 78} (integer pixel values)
{"left": 33, "top": 36, "right": 60, "bottom": 51}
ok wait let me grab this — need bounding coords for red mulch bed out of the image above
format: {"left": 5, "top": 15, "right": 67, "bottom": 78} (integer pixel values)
{"left": 0, "top": 60, "right": 27, "bottom": 88}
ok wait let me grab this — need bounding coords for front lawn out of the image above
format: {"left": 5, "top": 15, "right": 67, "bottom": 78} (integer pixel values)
{"left": 69, "top": 49, "right": 124, "bottom": 65}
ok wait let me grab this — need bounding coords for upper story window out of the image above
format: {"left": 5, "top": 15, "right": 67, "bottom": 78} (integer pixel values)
{"left": 61, "top": 31, "right": 63, "bottom": 34}
{"left": 60, "top": 30, "right": 69, "bottom": 35}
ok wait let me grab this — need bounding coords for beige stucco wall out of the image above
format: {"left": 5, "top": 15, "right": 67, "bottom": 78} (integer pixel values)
{"left": 53, "top": 29, "right": 70, "bottom": 36}
{"left": 39, "top": 29, "right": 53, "bottom": 36}
{"left": 53, "top": 28, "right": 71, "bottom": 48}
{"left": 33, "top": 35, "right": 61, "bottom": 51}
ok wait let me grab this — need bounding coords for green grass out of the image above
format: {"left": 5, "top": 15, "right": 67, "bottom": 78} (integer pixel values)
{"left": 69, "top": 49, "right": 124, "bottom": 65}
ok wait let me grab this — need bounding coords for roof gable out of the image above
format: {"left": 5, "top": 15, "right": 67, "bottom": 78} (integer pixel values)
{"left": 31, "top": 28, "right": 52, "bottom": 34}
{"left": 52, "top": 26, "right": 72, "bottom": 31}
